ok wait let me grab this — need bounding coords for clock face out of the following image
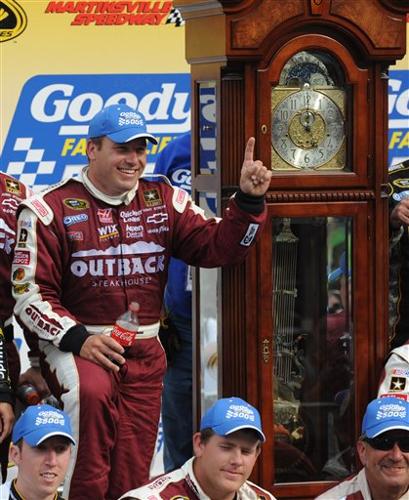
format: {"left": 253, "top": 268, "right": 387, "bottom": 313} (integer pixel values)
{"left": 271, "top": 86, "right": 346, "bottom": 170}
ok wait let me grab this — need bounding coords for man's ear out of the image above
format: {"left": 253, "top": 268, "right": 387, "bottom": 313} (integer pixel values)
{"left": 87, "top": 140, "right": 97, "bottom": 160}
{"left": 356, "top": 440, "right": 367, "bottom": 466}
{"left": 9, "top": 444, "right": 22, "bottom": 466}
{"left": 193, "top": 432, "right": 205, "bottom": 458}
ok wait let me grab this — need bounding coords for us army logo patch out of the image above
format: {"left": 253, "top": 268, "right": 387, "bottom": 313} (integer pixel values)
{"left": 143, "top": 189, "right": 162, "bottom": 207}
{"left": 389, "top": 376, "right": 407, "bottom": 392}
{"left": 5, "top": 178, "right": 20, "bottom": 194}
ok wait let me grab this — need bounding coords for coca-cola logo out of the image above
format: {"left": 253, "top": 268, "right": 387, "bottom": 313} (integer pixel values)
{"left": 111, "top": 324, "right": 137, "bottom": 347}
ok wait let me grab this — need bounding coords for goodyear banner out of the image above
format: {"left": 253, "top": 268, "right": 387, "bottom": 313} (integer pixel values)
{"left": 388, "top": 18, "right": 409, "bottom": 167}
{"left": 0, "top": 0, "right": 190, "bottom": 191}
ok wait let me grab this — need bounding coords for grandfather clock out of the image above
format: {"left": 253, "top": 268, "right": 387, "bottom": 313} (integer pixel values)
{"left": 174, "top": 0, "right": 409, "bottom": 497}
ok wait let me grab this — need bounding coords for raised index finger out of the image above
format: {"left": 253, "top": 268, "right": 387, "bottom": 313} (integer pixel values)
{"left": 244, "top": 137, "right": 255, "bottom": 164}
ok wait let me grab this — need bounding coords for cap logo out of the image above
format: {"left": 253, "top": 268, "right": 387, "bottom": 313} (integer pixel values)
{"left": 118, "top": 111, "right": 144, "bottom": 127}
{"left": 226, "top": 404, "right": 255, "bottom": 422}
{"left": 35, "top": 409, "right": 66, "bottom": 428}
{"left": 377, "top": 402, "right": 407, "bottom": 420}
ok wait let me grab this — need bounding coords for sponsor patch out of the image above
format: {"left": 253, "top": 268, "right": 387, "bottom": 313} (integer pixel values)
{"left": 175, "top": 189, "right": 186, "bottom": 205}
{"left": 97, "top": 224, "right": 119, "bottom": 240}
{"left": 31, "top": 198, "right": 50, "bottom": 218}
{"left": 147, "top": 212, "right": 168, "bottom": 224}
{"left": 126, "top": 224, "right": 143, "bottom": 239}
{"left": 392, "top": 191, "right": 409, "bottom": 202}
{"left": 13, "top": 283, "right": 30, "bottom": 295}
{"left": 393, "top": 179, "right": 409, "bottom": 189}
{"left": 97, "top": 208, "right": 113, "bottom": 224}
{"left": 392, "top": 368, "right": 409, "bottom": 377}
{"left": 70, "top": 241, "right": 165, "bottom": 278}
{"left": 143, "top": 189, "right": 162, "bottom": 207}
{"left": 63, "top": 198, "right": 89, "bottom": 210}
{"left": 13, "top": 250, "right": 30, "bottom": 265}
{"left": 63, "top": 213, "right": 88, "bottom": 227}
{"left": 17, "top": 228, "right": 29, "bottom": 248}
{"left": 120, "top": 209, "right": 142, "bottom": 223}
{"left": 20, "top": 219, "right": 32, "bottom": 229}
{"left": 240, "top": 223, "right": 259, "bottom": 247}
{"left": 13, "top": 268, "right": 26, "bottom": 281}
{"left": 149, "top": 475, "right": 171, "bottom": 490}
{"left": 379, "top": 393, "right": 409, "bottom": 402}
{"left": 67, "top": 231, "right": 84, "bottom": 241}
{"left": 24, "top": 306, "right": 62, "bottom": 337}
{"left": 147, "top": 226, "right": 169, "bottom": 235}
{"left": 389, "top": 376, "right": 407, "bottom": 392}
{"left": 1, "top": 197, "right": 19, "bottom": 212}
{"left": 5, "top": 178, "right": 21, "bottom": 194}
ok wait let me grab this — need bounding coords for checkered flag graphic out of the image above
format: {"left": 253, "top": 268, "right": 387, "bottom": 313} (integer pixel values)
{"left": 166, "top": 7, "right": 185, "bottom": 27}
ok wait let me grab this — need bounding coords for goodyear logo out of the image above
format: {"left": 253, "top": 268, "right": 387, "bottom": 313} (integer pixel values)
{"left": 388, "top": 70, "right": 409, "bottom": 168}
{"left": 1, "top": 74, "right": 190, "bottom": 191}
{"left": 0, "top": 0, "right": 27, "bottom": 42}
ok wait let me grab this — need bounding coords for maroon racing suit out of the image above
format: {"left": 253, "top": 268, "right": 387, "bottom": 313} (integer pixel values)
{"left": 11, "top": 168, "right": 266, "bottom": 500}
{"left": 0, "top": 173, "right": 31, "bottom": 481}
{"left": 119, "top": 457, "right": 277, "bottom": 500}
{"left": 0, "top": 172, "right": 31, "bottom": 390}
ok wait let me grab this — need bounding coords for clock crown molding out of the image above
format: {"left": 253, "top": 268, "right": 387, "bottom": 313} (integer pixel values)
{"left": 175, "top": 0, "right": 408, "bottom": 60}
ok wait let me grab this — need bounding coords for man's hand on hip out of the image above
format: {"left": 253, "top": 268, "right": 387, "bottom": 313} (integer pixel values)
{"left": 79, "top": 335, "right": 125, "bottom": 372}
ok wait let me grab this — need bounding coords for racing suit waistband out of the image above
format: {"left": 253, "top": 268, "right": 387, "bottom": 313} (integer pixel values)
{"left": 85, "top": 322, "right": 160, "bottom": 339}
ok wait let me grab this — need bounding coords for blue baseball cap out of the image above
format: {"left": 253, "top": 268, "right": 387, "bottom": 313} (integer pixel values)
{"left": 200, "top": 397, "right": 266, "bottom": 442}
{"left": 12, "top": 404, "right": 76, "bottom": 447}
{"left": 88, "top": 104, "right": 158, "bottom": 144}
{"left": 362, "top": 397, "right": 409, "bottom": 438}
{"left": 328, "top": 251, "right": 349, "bottom": 282}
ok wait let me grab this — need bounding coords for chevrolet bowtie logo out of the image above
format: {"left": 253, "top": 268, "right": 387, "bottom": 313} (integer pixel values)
{"left": 0, "top": 8, "right": 9, "bottom": 21}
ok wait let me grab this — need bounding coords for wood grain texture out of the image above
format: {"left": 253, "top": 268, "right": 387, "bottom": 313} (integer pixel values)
{"left": 331, "top": 0, "right": 404, "bottom": 49}
{"left": 231, "top": 0, "right": 304, "bottom": 49}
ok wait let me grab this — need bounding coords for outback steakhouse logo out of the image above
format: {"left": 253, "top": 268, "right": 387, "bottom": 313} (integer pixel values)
{"left": 44, "top": 1, "right": 179, "bottom": 26}
{"left": 0, "top": 0, "right": 27, "bottom": 42}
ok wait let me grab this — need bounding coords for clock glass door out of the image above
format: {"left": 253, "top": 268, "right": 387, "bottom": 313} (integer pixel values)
{"left": 272, "top": 214, "right": 356, "bottom": 483}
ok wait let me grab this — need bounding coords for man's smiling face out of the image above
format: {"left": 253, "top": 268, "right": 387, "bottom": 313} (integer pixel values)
{"left": 358, "top": 431, "right": 409, "bottom": 498}
{"left": 87, "top": 136, "right": 147, "bottom": 196}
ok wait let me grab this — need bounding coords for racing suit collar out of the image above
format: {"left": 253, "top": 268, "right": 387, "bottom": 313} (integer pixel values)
{"left": 81, "top": 167, "right": 138, "bottom": 206}
{"left": 181, "top": 458, "right": 211, "bottom": 499}
{"left": 182, "top": 457, "right": 255, "bottom": 500}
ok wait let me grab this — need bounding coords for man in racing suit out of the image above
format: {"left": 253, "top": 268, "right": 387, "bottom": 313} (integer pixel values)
{"left": 387, "top": 160, "right": 409, "bottom": 350}
{"left": 317, "top": 396, "right": 409, "bottom": 500}
{"left": 0, "top": 172, "right": 33, "bottom": 481}
{"left": 378, "top": 161, "right": 409, "bottom": 402}
{"left": 120, "top": 397, "right": 277, "bottom": 500}
{"left": 11, "top": 104, "right": 272, "bottom": 500}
